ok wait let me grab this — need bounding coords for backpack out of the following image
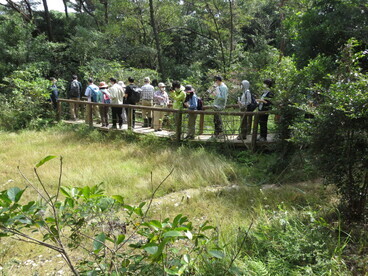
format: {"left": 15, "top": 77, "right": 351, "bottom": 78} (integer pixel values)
{"left": 87, "top": 85, "right": 99, "bottom": 102}
{"left": 197, "top": 97, "right": 203, "bottom": 110}
{"left": 69, "top": 80, "right": 80, "bottom": 98}
{"left": 130, "top": 86, "right": 142, "bottom": 104}
{"left": 247, "top": 94, "right": 258, "bottom": 112}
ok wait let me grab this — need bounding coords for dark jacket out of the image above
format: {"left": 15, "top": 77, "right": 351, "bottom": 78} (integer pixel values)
{"left": 125, "top": 83, "right": 138, "bottom": 104}
{"left": 258, "top": 91, "right": 273, "bottom": 111}
{"left": 50, "top": 84, "right": 59, "bottom": 103}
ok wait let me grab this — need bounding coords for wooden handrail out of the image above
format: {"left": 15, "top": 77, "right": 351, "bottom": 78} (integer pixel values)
{"left": 57, "top": 98, "right": 274, "bottom": 151}
{"left": 57, "top": 99, "right": 273, "bottom": 116}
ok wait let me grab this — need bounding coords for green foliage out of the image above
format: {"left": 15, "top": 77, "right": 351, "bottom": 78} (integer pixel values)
{"left": 239, "top": 206, "right": 349, "bottom": 275}
{"left": 285, "top": 0, "right": 368, "bottom": 67}
{"left": 0, "top": 66, "right": 56, "bottom": 131}
{"left": 79, "top": 59, "right": 159, "bottom": 85}
{"left": 292, "top": 39, "right": 368, "bottom": 221}
{"left": 0, "top": 156, "right": 223, "bottom": 275}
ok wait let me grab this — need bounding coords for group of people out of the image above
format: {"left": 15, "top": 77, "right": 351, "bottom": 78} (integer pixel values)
{"left": 50, "top": 74, "right": 274, "bottom": 141}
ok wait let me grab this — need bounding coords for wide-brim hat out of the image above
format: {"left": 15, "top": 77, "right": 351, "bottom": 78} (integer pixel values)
{"left": 118, "top": 81, "right": 126, "bottom": 88}
{"left": 99, "top": 81, "right": 108, "bottom": 88}
{"left": 158, "top": 82, "right": 166, "bottom": 87}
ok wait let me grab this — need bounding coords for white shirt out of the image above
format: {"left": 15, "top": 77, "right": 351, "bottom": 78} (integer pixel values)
{"left": 108, "top": 83, "right": 125, "bottom": 104}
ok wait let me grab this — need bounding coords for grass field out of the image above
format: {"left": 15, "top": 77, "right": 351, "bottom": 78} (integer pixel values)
{"left": 0, "top": 124, "right": 366, "bottom": 275}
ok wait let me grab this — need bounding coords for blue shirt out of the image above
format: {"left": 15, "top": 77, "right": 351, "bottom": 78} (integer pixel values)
{"left": 213, "top": 83, "right": 228, "bottom": 110}
{"left": 188, "top": 94, "right": 198, "bottom": 110}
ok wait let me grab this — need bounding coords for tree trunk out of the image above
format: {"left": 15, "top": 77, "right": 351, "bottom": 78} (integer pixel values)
{"left": 42, "top": 0, "right": 53, "bottom": 41}
{"left": 149, "top": 0, "right": 164, "bottom": 78}
{"left": 102, "top": 0, "right": 108, "bottom": 24}
{"left": 229, "top": 0, "right": 234, "bottom": 69}
{"left": 278, "top": 0, "right": 287, "bottom": 61}
{"left": 207, "top": 3, "right": 227, "bottom": 74}
{"left": 2, "top": 0, "right": 32, "bottom": 22}
{"left": 63, "top": 0, "right": 69, "bottom": 18}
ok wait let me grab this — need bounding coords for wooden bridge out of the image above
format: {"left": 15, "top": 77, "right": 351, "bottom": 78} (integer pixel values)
{"left": 57, "top": 99, "right": 276, "bottom": 151}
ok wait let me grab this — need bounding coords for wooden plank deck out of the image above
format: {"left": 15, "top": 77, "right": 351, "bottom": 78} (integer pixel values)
{"left": 62, "top": 120, "right": 275, "bottom": 148}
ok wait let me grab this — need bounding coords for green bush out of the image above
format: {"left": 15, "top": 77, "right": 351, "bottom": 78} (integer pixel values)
{"left": 0, "top": 66, "right": 56, "bottom": 131}
{"left": 240, "top": 207, "right": 349, "bottom": 275}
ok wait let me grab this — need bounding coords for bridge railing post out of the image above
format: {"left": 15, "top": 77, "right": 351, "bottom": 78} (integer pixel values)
{"left": 176, "top": 111, "right": 183, "bottom": 143}
{"left": 251, "top": 113, "right": 259, "bottom": 152}
{"left": 198, "top": 113, "right": 205, "bottom": 135}
{"left": 57, "top": 101, "right": 62, "bottom": 121}
{"left": 87, "top": 102, "right": 93, "bottom": 127}
{"left": 127, "top": 106, "right": 133, "bottom": 130}
{"left": 247, "top": 114, "right": 253, "bottom": 135}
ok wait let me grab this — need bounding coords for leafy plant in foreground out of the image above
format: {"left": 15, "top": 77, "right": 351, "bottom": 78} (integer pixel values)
{"left": 0, "top": 155, "right": 224, "bottom": 275}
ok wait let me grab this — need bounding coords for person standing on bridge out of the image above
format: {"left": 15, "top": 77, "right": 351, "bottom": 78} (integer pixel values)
{"left": 184, "top": 85, "right": 198, "bottom": 140}
{"left": 238, "top": 80, "right": 257, "bottom": 140}
{"left": 67, "top": 75, "right": 82, "bottom": 120}
{"left": 170, "top": 81, "right": 186, "bottom": 110}
{"left": 257, "top": 78, "right": 274, "bottom": 142}
{"left": 141, "top": 77, "right": 155, "bottom": 128}
{"left": 153, "top": 82, "right": 169, "bottom": 131}
{"left": 211, "top": 76, "right": 228, "bottom": 139}
{"left": 84, "top": 78, "right": 101, "bottom": 124}
{"left": 99, "top": 82, "right": 110, "bottom": 127}
{"left": 49, "top": 77, "right": 58, "bottom": 110}
{"left": 118, "top": 81, "right": 128, "bottom": 124}
{"left": 124, "top": 77, "right": 139, "bottom": 128}
{"left": 109, "top": 77, "right": 125, "bottom": 129}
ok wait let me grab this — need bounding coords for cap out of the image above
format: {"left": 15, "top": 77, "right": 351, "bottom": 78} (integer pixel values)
{"left": 184, "top": 85, "right": 193, "bottom": 92}
{"left": 158, "top": 82, "right": 166, "bottom": 87}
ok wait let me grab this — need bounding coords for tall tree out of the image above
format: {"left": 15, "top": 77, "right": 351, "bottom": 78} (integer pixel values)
{"left": 42, "top": 0, "right": 53, "bottom": 41}
{"left": 0, "top": 0, "right": 33, "bottom": 22}
{"left": 149, "top": 0, "right": 164, "bottom": 78}
{"left": 62, "top": 0, "right": 69, "bottom": 18}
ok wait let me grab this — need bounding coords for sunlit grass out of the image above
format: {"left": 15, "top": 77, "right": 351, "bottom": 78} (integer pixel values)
{"left": 0, "top": 126, "right": 351, "bottom": 275}
{"left": 0, "top": 126, "right": 238, "bottom": 204}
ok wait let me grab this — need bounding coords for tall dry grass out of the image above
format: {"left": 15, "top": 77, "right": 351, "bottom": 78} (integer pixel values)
{"left": 0, "top": 127, "right": 238, "bottom": 203}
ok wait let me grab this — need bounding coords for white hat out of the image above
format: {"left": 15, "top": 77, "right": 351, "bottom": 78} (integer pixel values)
{"left": 158, "top": 82, "right": 166, "bottom": 87}
{"left": 144, "top": 77, "right": 151, "bottom": 83}
{"left": 118, "top": 81, "right": 126, "bottom": 88}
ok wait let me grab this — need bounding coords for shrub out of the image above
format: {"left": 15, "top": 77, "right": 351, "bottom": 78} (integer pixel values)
{"left": 0, "top": 66, "right": 56, "bottom": 131}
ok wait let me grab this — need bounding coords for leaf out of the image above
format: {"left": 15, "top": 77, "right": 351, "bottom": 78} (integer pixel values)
{"left": 164, "top": 267, "right": 179, "bottom": 275}
{"left": 163, "top": 231, "right": 183, "bottom": 238}
{"left": 35, "top": 155, "right": 57, "bottom": 168}
{"left": 143, "top": 243, "right": 158, "bottom": 255}
{"left": 111, "top": 195, "right": 124, "bottom": 204}
{"left": 82, "top": 186, "right": 90, "bottom": 199}
{"left": 22, "top": 201, "right": 35, "bottom": 212}
{"left": 201, "top": 226, "right": 215, "bottom": 231}
{"left": 116, "top": 234, "right": 125, "bottom": 245}
{"left": 7, "top": 187, "right": 23, "bottom": 202}
{"left": 173, "top": 214, "right": 183, "bottom": 227}
{"left": 86, "top": 271, "right": 98, "bottom": 276}
{"left": 93, "top": 233, "right": 106, "bottom": 252}
{"left": 60, "top": 187, "right": 71, "bottom": 198}
{"left": 183, "top": 254, "right": 190, "bottom": 264}
{"left": 184, "top": 231, "right": 193, "bottom": 240}
{"left": 0, "top": 192, "right": 12, "bottom": 206}
{"left": 208, "top": 250, "right": 225, "bottom": 259}
{"left": 0, "top": 214, "right": 10, "bottom": 223}
{"left": 148, "top": 220, "right": 162, "bottom": 230}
